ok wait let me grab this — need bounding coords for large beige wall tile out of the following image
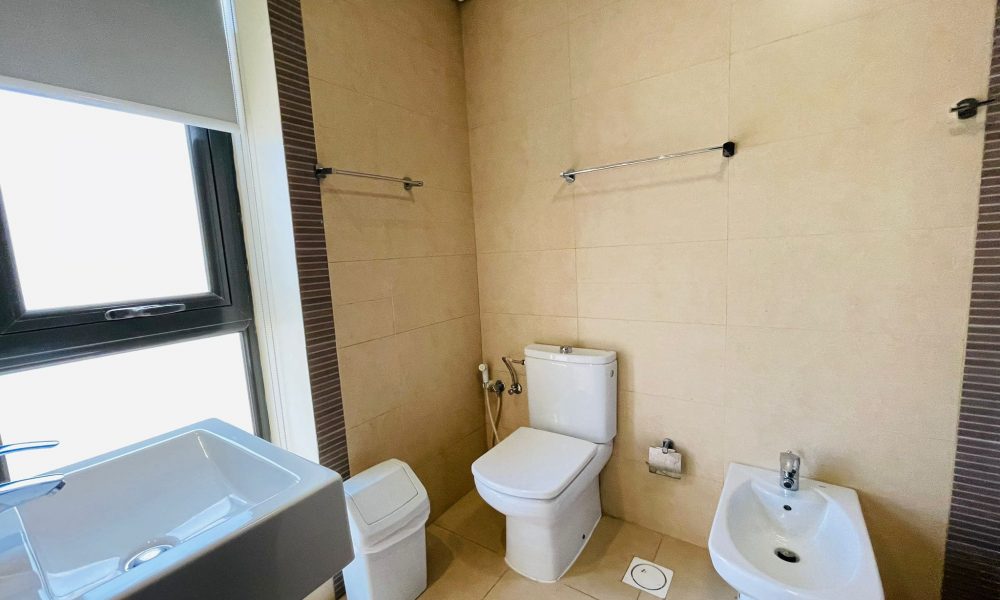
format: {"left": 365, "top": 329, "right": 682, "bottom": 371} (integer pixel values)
{"left": 725, "top": 326, "right": 964, "bottom": 441}
{"left": 323, "top": 180, "right": 473, "bottom": 225}
{"left": 322, "top": 216, "right": 390, "bottom": 262}
{"left": 600, "top": 457, "right": 722, "bottom": 547}
{"left": 573, "top": 169, "right": 728, "bottom": 247}
{"left": 480, "top": 313, "right": 578, "bottom": 365}
{"left": 339, "top": 337, "right": 401, "bottom": 429}
{"left": 461, "top": 0, "right": 576, "bottom": 51}
{"left": 324, "top": 215, "right": 476, "bottom": 262}
{"left": 312, "top": 82, "right": 381, "bottom": 175}
{"left": 474, "top": 179, "right": 575, "bottom": 253}
{"left": 353, "top": 0, "right": 464, "bottom": 67}
{"left": 863, "top": 497, "right": 949, "bottom": 600}
{"left": 617, "top": 391, "right": 726, "bottom": 481}
{"left": 730, "top": 0, "right": 910, "bottom": 52}
{"left": 328, "top": 260, "right": 395, "bottom": 306}
{"left": 577, "top": 242, "right": 726, "bottom": 324}
{"left": 465, "top": 23, "right": 571, "bottom": 128}
{"left": 470, "top": 103, "right": 573, "bottom": 194}
{"left": 727, "top": 228, "right": 976, "bottom": 336}
{"left": 570, "top": 0, "right": 730, "bottom": 98}
{"left": 332, "top": 299, "right": 394, "bottom": 347}
{"left": 579, "top": 318, "right": 725, "bottom": 404}
{"left": 302, "top": 0, "right": 371, "bottom": 92}
{"left": 346, "top": 406, "right": 408, "bottom": 473}
{"left": 571, "top": 59, "right": 729, "bottom": 168}
{"left": 731, "top": 0, "right": 995, "bottom": 145}
{"left": 413, "top": 430, "right": 487, "bottom": 521}
{"left": 355, "top": 14, "right": 467, "bottom": 127}
{"left": 396, "top": 316, "right": 484, "bottom": 462}
{"left": 392, "top": 255, "right": 479, "bottom": 332}
{"left": 478, "top": 250, "right": 577, "bottom": 317}
{"left": 729, "top": 116, "right": 984, "bottom": 238}
{"left": 376, "top": 103, "right": 472, "bottom": 194}
{"left": 385, "top": 219, "right": 477, "bottom": 259}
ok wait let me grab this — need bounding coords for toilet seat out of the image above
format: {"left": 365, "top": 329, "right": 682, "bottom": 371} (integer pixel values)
{"left": 472, "top": 427, "right": 597, "bottom": 500}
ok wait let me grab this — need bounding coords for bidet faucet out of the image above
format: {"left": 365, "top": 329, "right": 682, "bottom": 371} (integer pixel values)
{"left": 780, "top": 451, "right": 800, "bottom": 491}
{"left": 0, "top": 441, "right": 66, "bottom": 511}
{"left": 501, "top": 356, "right": 524, "bottom": 395}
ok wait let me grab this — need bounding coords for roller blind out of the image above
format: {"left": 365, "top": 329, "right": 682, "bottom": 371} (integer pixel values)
{"left": 0, "top": 0, "right": 237, "bottom": 128}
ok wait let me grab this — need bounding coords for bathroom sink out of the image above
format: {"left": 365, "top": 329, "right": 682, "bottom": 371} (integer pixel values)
{"left": 708, "top": 463, "right": 883, "bottom": 600}
{"left": 0, "top": 419, "right": 353, "bottom": 600}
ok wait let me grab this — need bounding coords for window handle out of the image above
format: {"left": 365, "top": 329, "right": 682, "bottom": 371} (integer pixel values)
{"left": 104, "top": 303, "right": 186, "bottom": 321}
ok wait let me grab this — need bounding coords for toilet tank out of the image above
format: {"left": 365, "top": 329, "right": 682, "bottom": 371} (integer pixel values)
{"left": 524, "top": 344, "right": 617, "bottom": 444}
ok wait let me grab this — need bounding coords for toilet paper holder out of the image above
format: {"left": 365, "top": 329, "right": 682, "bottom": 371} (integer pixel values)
{"left": 647, "top": 438, "right": 683, "bottom": 479}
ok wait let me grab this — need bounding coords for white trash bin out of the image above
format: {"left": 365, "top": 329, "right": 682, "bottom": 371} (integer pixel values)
{"left": 342, "top": 459, "right": 430, "bottom": 600}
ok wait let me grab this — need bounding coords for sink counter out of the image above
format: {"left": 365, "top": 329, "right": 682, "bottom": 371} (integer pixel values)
{"left": 0, "top": 420, "right": 353, "bottom": 600}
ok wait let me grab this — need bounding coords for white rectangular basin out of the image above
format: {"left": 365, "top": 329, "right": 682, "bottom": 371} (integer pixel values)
{"left": 0, "top": 419, "right": 353, "bottom": 599}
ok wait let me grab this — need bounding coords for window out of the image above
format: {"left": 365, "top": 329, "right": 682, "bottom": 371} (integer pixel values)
{"left": 0, "top": 89, "right": 266, "bottom": 478}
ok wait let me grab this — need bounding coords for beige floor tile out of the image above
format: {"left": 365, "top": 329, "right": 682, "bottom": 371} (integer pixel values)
{"left": 434, "top": 490, "right": 506, "bottom": 555}
{"left": 653, "top": 536, "right": 736, "bottom": 600}
{"left": 561, "top": 517, "right": 659, "bottom": 600}
{"left": 485, "top": 570, "right": 594, "bottom": 600}
{"left": 421, "top": 525, "right": 507, "bottom": 600}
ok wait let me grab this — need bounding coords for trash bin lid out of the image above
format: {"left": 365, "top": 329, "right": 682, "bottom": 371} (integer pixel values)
{"left": 343, "top": 459, "right": 430, "bottom": 551}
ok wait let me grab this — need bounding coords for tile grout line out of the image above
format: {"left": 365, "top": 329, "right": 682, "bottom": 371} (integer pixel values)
{"left": 480, "top": 568, "right": 510, "bottom": 600}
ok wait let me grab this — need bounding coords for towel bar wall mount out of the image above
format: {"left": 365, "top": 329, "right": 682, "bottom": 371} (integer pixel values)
{"left": 315, "top": 165, "right": 424, "bottom": 191}
{"left": 560, "top": 141, "right": 736, "bottom": 184}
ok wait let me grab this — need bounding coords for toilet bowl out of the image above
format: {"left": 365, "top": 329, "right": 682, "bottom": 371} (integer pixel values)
{"left": 471, "top": 344, "right": 618, "bottom": 583}
{"left": 473, "top": 427, "right": 613, "bottom": 582}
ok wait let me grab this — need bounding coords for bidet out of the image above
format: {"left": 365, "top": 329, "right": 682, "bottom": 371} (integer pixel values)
{"left": 708, "top": 463, "right": 883, "bottom": 600}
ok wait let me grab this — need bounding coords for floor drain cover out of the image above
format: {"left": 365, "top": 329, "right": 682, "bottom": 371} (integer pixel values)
{"left": 622, "top": 557, "right": 674, "bottom": 599}
{"left": 774, "top": 547, "right": 800, "bottom": 563}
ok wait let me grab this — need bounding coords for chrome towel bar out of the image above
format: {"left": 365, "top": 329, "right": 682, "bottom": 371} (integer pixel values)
{"left": 560, "top": 141, "right": 736, "bottom": 183}
{"left": 315, "top": 165, "right": 424, "bottom": 191}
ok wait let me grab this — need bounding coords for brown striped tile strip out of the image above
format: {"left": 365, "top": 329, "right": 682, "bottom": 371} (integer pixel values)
{"left": 943, "top": 3, "right": 1000, "bottom": 597}
{"left": 265, "top": 2, "right": 350, "bottom": 592}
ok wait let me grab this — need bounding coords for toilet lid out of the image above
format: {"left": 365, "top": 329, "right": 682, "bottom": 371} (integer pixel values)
{"left": 472, "top": 427, "right": 597, "bottom": 500}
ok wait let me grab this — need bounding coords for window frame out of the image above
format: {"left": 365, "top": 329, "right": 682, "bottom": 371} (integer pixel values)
{"left": 0, "top": 125, "right": 269, "bottom": 471}
{"left": 0, "top": 128, "right": 254, "bottom": 370}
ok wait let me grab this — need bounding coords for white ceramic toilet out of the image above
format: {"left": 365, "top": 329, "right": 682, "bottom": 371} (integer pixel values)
{"left": 472, "top": 344, "right": 617, "bottom": 582}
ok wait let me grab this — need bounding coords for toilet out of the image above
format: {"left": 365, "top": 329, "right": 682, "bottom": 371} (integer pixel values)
{"left": 472, "top": 344, "right": 617, "bottom": 582}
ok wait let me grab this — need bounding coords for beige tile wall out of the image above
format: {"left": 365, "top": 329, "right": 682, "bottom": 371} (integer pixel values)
{"left": 461, "top": 1, "right": 995, "bottom": 598}
{"left": 301, "top": 0, "right": 484, "bottom": 521}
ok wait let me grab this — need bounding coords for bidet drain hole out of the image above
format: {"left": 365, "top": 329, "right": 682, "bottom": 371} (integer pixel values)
{"left": 783, "top": 505, "right": 792, "bottom": 511}
{"left": 774, "top": 548, "right": 800, "bottom": 563}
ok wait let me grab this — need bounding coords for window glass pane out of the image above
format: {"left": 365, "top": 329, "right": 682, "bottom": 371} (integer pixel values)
{"left": 0, "top": 333, "right": 254, "bottom": 479}
{"left": 0, "top": 89, "right": 210, "bottom": 311}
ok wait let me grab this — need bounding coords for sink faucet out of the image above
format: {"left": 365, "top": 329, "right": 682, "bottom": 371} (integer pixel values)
{"left": 780, "top": 451, "right": 800, "bottom": 491}
{"left": 0, "top": 441, "right": 65, "bottom": 511}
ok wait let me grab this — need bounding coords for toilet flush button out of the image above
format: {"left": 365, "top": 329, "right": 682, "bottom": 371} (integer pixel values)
{"left": 622, "top": 557, "right": 673, "bottom": 599}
